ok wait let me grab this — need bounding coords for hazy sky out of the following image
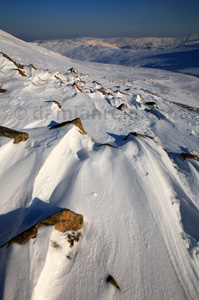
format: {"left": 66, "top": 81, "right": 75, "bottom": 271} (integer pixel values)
{"left": 0, "top": 0, "right": 199, "bottom": 41}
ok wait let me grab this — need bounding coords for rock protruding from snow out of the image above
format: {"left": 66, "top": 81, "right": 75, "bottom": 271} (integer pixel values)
{"left": 69, "top": 67, "right": 78, "bottom": 74}
{"left": 8, "top": 209, "right": 84, "bottom": 245}
{"left": 41, "top": 209, "right": 83, "bottom": 232}
{"left": 45, "top": 100, "right": 62, "bottom": 109}
{"left": 0, "top": 126, "right": 28, "bottom": 143}
{"left": 50, "top": 117, "right": 87, "bottom": 134}
{"left": 106, "top": 275, "right": 120, "bottom": 290}
{"left": 117, "top": 103, "right": 125, "bottom": 110}
{"left": 181, "top": 153, "right": 199, "bottom": 162}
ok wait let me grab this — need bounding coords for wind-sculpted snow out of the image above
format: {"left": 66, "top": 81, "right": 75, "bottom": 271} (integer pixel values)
{"left": 0, "top": 30, "right": 199, "bottom": 300}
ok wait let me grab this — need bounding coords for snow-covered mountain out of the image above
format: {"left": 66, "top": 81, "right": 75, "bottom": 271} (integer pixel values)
{"left": 35, "top": 36, "right": 199, "bottom": 77}
{"left": 0, "top": 29, "right": 199, "bottom": 300}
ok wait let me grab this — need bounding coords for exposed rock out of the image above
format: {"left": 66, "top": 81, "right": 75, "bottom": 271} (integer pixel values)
{"left": 168, "top": 100, "right": 199, "bottom": 114}
{"left": 96, "top": 143, "right": 118, "bottom": 149}
{"left": 92, "top": 80, "right": 101, "bottom": 86}
{"left": 117, "top": 103, "right": 125, "bottom": 110}
{"left": 50, "top": 117, "right": 87, "bottom": 135}
{"left": 0, "top": 126, "right": 29, "bottom": 144}
{"left": 116, "top": 90, "right": 128, "bottom": 96}
{"left": 0, "top": 88, "right": 7, "bottom": 93}
{"left": 13, "top": 68, "right": 27, "bottom": 77}
{"left": 142, "top": 89, "right": 160, "bottom": 97}
{"left": 124, "top": 132, "right": 166, "bottom": 151}
{"left": 145, "top": 101, "right": 157, "bottom": 107}
{"left": 41, "top": 209, "right": 83, "bottom": 232}
{"left": 96, "top": 89, "right": 106, "bottom": 96}
{"left": 69, "top": 67, "right": 78, "bottom": 74}
{"left": 54, "top": 75, "right": 65, "bottom": 84}
{"left": 106, "top": 275, "right": 120, "bottom": 290}
{"left": 1, "top": 52, "right": 24, "bottom": 69}
{"left": 8, "top": 209, "right": 84, "bottom": 246}
{"left": 73, "top": 82, "right": 83, "bottom": 92}
{"left": 29, "top": 63, "right": 37, "bottom": 70}
{"left": 124, "top": 131, "right": 155, "bottom": 141}
{"left": 9, "top": 226, "right": 37, "bottom": 245}
{"left": 181, "top": 153, "right": 199, "bottom": 161}
{"left": 79, "top": 80, "right": 86, "bottom": 85}
{"left": 45, "top": 100, "right": 62, "bottom": 109}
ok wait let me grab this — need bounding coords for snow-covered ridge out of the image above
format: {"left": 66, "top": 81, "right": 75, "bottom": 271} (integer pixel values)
{"left": 0, "top": 30, "right": 199, "bottom": 300}
{"left": 36, "top": 36, "right": 199, "bottom": 49}
{"left": 34, "top": 35, "right": 199, "bottom": 77}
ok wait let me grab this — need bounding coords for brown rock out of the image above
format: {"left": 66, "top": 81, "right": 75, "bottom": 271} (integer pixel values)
{"left": 96, "top": 143, "right": 118, "bottom": 149}
{"left": 15, "top": 68, "right": 26, "bottom": 77}
{"left": 181, "top": 153, "right": 199, "bottom": 161}
{"left": 96, "top": 89, "right": 106, "bottom": 96}
{"left": 106, "top": 275, "right": 120, "bottom": 290}
{"left": 73, "top": 82, "right": 83, "bottom": 93}
{"left": 124, "top": 132, "right": 166, "bottom": 151}
{"left": 1, "top": 52, "right": 24, "bottom": 69}
{"left": 41, "top": 209, "right": 84, "bottom": 232}
{"left": 145, "top": 101, "right": 157, "bottom": 107}
{"left": 9, "top": 226, "right": 38, "bottom": 245}
{"left": 8, "top": 209, "right": 84, "bottom": 246}
{"left": 29, "top": 63, "right": 37, "bottom": 70}
{"left": 0, "top": 88, "right": 7, "bottom": 93}
{"left": 124, "top": 131, "right": 155, "bottom": 141}
{"left": 45, "top": 100, "right": 62, "bottom": 109}
{"left": 54, "top": 75, "right": 65, "bottom": 84}
{"left": 117, "top": 103, "right": 125, "bottom": 110}
{"left": 69, "top": 67, "right": 78, "bottom": 74}
{"left": 50, "top": 117, "right": 87, "bottom": 135}
{"left": 116, "top": 90, "right": 128, "bottom": 95}
{"left": 0, "top": 126, "right": 29, "bottom": 144}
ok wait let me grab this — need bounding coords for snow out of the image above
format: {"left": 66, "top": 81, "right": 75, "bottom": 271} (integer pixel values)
{"left": 34, "top": 36, "right": 199, "bottom": 77}
{"left": 0, "top": 29, "right": 199, "bottom": 300}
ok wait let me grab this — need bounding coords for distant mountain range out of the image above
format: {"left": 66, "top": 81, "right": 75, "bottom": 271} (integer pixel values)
{"left": 35, "top": 36, "right": 199, "bottom": 49}
{"left": 34, "top": 36, "right": 199, "bottom": 77}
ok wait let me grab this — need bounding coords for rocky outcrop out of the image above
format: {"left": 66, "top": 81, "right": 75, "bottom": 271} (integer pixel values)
{"left": 117, "top": 103, "right": 125, "bottom": 110}
{"left": 73, "top": 82, "right": 83, "bottom": 92}
{"left": 0, "top": 88, "right": 7, "bottom": 93}
{"left": 1, "top": 52, "right": 24, "bottom": 69}
{"left": 181, "top": 153, "right": 199, "bottom": 161}
{"left": 50, "top": 117, "right": 87, "bottom": 134}
{"left": 0, "top": 126, "right": 28, "bottom": 143}
{"left": 106, "top": 275, "right": 120, "bottom": 290}
{"left": 145, "top": 101, "right": 157, "bottom": 107}
{"left": 96, "top": 89, "right": 106, "bottom": 96}
{"left": 9, "top": 209, "right": 84, "bottom": 246}
{"left": 124, "top": 131, "right": 155, "bottom": 141}
{"left": 96, "top": 143, "right": 118, "bottom": 149}
{"left": 69, "top": 67, "right": 78, "bottom": 74}
{"left": 124, "top": 132, "right": 166, "bottom": 151}
{"left": 45, "top": 100, "right": 62, "bottom": 109}
{"left": 41, "top": 209, "right": 83, "bottom": 232}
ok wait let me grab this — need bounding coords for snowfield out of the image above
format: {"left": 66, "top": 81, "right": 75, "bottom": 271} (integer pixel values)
{"left": 0, "top": 29, "right": 199, "bottom": 300}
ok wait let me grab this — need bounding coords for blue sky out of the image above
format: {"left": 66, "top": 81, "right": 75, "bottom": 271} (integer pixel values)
{"left": 0, "top": 0, "right": 199, "bottom": 41}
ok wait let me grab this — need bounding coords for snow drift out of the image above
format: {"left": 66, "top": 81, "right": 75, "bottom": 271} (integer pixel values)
{"left": 0, "top": 29, "right": 199, "bottom": 300}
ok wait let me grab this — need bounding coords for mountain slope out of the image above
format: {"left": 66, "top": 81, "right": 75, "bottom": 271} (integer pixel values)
{"left": 35, "top": 36, "right": 199, "bottom": 77}
{"left": 0, "top": 30, "right": 199, "bottom": 300}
